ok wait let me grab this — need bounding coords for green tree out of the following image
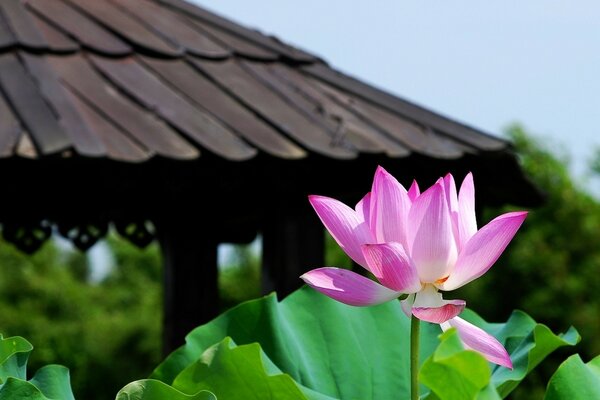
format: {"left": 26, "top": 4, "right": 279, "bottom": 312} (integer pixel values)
{"left": 219, "top": 242, "right": 261, "bottom": 310}
{"left": 0, "top": 235, "right": 162, "bottom": 400}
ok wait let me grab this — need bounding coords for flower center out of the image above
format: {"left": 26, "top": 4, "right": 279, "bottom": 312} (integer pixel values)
{"left": 435, "top": 276, "right": 449, "bottom": 285}
{"left": 413, "top": 284, "right": 444, "bottom": 308}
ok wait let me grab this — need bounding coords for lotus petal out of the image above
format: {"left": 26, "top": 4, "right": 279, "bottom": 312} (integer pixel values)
{"left": 440, "top": 211, "right": 527, "bottom": 291}
{"left": 441, "top": 317, "right": 512, "bottom": 368}
{"left": 412, "top": 300, "right": 465, "bottom": 324}
{"left": 301, "top": 268, "right": 401, "bottom": 306}
{"left": 407, "top": 180, "right": 420, "bottom": 202}
{"left": 407, "top": 183, "right": 457, "bottom": 283}
{"left": 442, "top": 174, "right": 458, "bottom": 214}
{"left": 410, "top": 284, "right": 465, "bottom": 323}
{"left": 361, "top": 243, "right": 422, "bottom": 293}
{"left": 369, "top": 166, "right": 410, "bottom": 245}
{"left": 457, "top": 173, "right": 477, "bottom": 248}
{"left": 442, "top": 173, "right": 460, "bottom": 249}
{"left": 309, "top": 195, "right": 375, "bottom": 268}
{"left": 400, "top": 294, "right": 415, "bottom": 318}
{"left": 355, "top": 192, "right": 372, "bottom": 225}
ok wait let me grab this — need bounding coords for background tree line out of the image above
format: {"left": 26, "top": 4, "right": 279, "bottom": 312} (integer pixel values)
{"left": 0, "top": 125, "right": 598, "bottom": 399}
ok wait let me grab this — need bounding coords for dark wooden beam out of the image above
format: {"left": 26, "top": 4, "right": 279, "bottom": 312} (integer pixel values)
{"left": 262, "top": 201, "right": 324, "bottom": 298}
{"left": 157, "top": 218, "right": 219, "bottom": 355}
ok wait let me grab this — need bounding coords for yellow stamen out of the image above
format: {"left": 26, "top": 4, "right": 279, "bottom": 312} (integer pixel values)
{"left": 435, "top": 276, "right": 449, "bottom": 285}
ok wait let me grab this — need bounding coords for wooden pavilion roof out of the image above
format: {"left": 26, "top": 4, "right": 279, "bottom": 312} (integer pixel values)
{"left": 0, "top": 0, "right": 541, "bottom": 253}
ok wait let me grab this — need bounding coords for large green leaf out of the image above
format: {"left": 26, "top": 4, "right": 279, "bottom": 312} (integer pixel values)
{"left": 0, "top": 379, "right": 48, "bottom": 400}
{"left": 420, "top": 329, "right": 499, "bottom": 400}
{"left": 152, "top": 287, "right": 578, "bottom": 399}
{"left": 116, "top": 379, "right": 216, "bottom": 400}
{"left": 28, "top": 366, "right": 75, "bottom": 400}
{"left": 0, "top": 336, "right": 32, "bottom": 383}
{"left": 0, "top": 335, "right": 75, "bottom": 399}
{"left": 152, "top": 287, "right": 423, "bottom": 399}
{"left": 121, "top": 337, "right": 335, "bottom": 400}
{"left": 172, "top": 337, "right": 309, "bottom": 399}
{"left": 544, "top": 354, "right": 600, "bottom": 399}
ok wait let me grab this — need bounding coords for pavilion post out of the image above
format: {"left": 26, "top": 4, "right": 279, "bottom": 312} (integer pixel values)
{"left": 157, "top": 218, "right": 219, "bottom": 355}
{"left": 262, "top": 201, "right": 324, "bottom": 298}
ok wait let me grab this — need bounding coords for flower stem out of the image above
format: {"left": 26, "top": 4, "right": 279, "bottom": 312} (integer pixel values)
{"left": 410, "top": 314, "right": 420, "bottom": 400}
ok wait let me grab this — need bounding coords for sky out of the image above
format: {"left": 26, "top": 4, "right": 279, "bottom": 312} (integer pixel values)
{"left": 193, "top": 0, "right": 600, "bottom": 184}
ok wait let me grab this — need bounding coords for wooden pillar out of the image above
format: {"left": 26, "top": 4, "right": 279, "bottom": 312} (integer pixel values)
{"left": 157, "top": 219, "right": 219, "bottom": 355}
{"left": 262, "top": 202, "right": 324, "bottom": 298}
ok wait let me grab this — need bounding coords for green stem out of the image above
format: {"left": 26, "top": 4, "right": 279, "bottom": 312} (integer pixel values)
{"left": 410, "top": 315, "right": 420, "bottom": 400}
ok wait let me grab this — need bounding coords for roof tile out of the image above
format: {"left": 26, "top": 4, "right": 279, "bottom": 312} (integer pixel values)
{"left": 47, "top": 54, "right": 198, "bottom": 159}
{"left": 0, "top": 0, "right": 46, "bottom": 49}
{"left": 0, "top": 90, "right": 21, "bottom": 157}
{"left": 27, "top": 0, "right": 132, "bottom": 56}
{"left": 91, "top": 55, "right": 257, "bottom": 160}
{"left": 141, "top": 57, "right": 306, "bottom": 159}
{"left": 64, "top": 0, "right": 181, "bottom": 56}
{"left": 22, "top": 53, "right": 107, "bottom": 156}
{"left": 113, "top": 0, "right": 230, "bottom": 58}
{"left": 0, "top": 52, "right": 70, "bottom": 154}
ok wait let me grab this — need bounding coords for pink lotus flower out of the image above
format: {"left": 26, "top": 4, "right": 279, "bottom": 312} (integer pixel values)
{"left": 301, "top": 166, "right": 527, "bottom": 368}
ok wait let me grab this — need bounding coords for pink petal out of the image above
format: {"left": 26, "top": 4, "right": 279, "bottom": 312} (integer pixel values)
{"left": 407, "top": 182, "right": 457, "bottom": 283}
{"left": 443, "top": 173, "right": 461, "bottom": 250}
{"left": 440, "top": 211, "right": 528, "bottom": 291}
{"left": 369, "top": 166, "right": 411, "bottom": 245}
{"left": 361, "top": 243, "right": 422, "bottom": 293}
{"left": 355, "top": 192, "right": 372, "bottom": 225}
{"left": 400, "top": 294, "right": 415, "bottom": 318}
{"left": 457, "top": 173, "right": 477, "bottom": 249}
{"left": 442, "top": 174, "right": 458, "bottom": 214}
{"left": 408, "top": 180, "right": 420, "bottom": 202}
{"left": 441, "top": 317, "right": 512, "bottom": 369}
{"left": 309, "top": 195, "right": 375, "bottom": 268}
{"left": 300, "top": 267, "right": 401, "bottom": 306}
{"left": 412, "top": 300, "right": 465, "bottom": 323}
{"left": 409, "top": 285, "right": 465, "bottom": 323}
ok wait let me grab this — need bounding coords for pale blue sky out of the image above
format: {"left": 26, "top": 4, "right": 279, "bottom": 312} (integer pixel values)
{"left": 193, "top": 0, "right": 600, "bottom": 183}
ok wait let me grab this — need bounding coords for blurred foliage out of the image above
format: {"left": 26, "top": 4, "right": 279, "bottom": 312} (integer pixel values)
{"left": 590, "top": 147, "right": 600, "bottom": 176}
{"left": 0, "top": 235, "right": 163, "bottom": 400}
{"left": 218, "top": 242, "right": 261, "bottom": 310}
{"left": 0, "top": 235, "right": 261, "bottom": 399}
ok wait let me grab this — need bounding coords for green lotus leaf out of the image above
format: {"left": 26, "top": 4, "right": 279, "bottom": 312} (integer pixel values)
{"left": 0, "top": 378, "right": 48, "bottom": 400}
{"left": 28, "top": 365, "right": 75, "bottom": 400}
{"left": 544, "top": 354, "right": 600, "bottom": 399}
{"left": 116, "top": 379, "right": 215, "bottom": 400}
{"left": 0, "top": 335, "right": 33, "bottom": 383}
{"left": 421, "top": 329, "right": 491, "bottom": 397}
{"left": 151, "top": 287, "right": 578, "bottom": 399}
{"left": 0, "top": 335, "right": 75, "bottom": 399}
{"left": 172, "top": 337, "right": 310, "bottom": 399}
{"left": 420, "top": 329, "right": 501, "bottom": 400}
